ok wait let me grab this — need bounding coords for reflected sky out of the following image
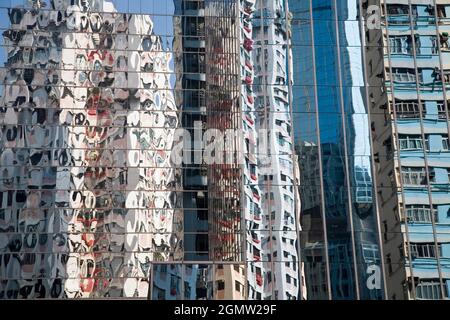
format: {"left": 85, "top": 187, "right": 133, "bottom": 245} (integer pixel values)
{"left": 0, "top": 0, "right": 177, "bottom": 93}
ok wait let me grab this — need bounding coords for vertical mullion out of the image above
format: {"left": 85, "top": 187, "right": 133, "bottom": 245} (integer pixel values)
{"left": 358, "top": 0, "right": 388, "bottom": 299}
{"left": 382, "top": 0, "right": 417, "bottom": 300}
{"left": 406, "top": 0, "right": 446, "bottom": 299}
{"left": 431, "top": 0, "right": 450, "bottom": 299}
{"left": 284, "top": 0, "right": 304, "bottom": 300}
{"left": 331, "top": 0, "right": 361, "bottom": 300}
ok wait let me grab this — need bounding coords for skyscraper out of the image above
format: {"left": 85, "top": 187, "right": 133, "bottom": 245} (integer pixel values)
{"left": 0, "top": 0, "right": 304, "bottom": 300}
{"left": 293, "top": 0, "right": 450, "bottom": 300}
{"left": 0, "top": 0, "right": 181, "bottom": 299}
{"left": 291, "top": 0, "right": 385, "bottom": 300}
{"left": 3, "top": 0, "right": 450, "bottom": 302}
{"left": 370, "top": 0, "right": 450, "bottom": 300}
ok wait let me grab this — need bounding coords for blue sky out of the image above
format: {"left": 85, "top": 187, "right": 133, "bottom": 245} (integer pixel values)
{"left": 113, "top": 0, "right": 175, "bottom": 36}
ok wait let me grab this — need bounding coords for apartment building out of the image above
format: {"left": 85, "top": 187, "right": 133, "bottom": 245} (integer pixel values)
{"left": 369, "top": 0, "right": 450, "bottom": 300}
{"left": 249, "top": 0, "right": 302, "bottom": 300}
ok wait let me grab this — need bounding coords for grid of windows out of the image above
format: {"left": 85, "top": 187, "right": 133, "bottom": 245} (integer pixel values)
{"left": 3, "top": 0, "right": 450, "bottom": 302}
{"left": 0, "top": 0, "right": 304, "bottom": 301}
{"left": 378, "top": 0, "right": 450, "bottom": 300}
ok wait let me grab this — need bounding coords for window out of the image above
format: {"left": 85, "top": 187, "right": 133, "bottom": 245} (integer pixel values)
{"left": 217, "top": 280, "right": 225, "bottom": 291}
{"left": 416, "top": 280, "right": 447, "bottom": 300}
{"left": 401, "top": 167, "right": 427, "bottom": 185}
{"left": 443, "top": 137, "right": 449, "bottom": 150}
{"left": 387, "top": 4, "right": 410, "bottom": 15}
{"left": 354, "top": 166, "right": 373, "bottom": 203}
{"left": 235, "top": 281, "right": 241, "bottom": 293}
{"left": 277, "top": 132, "right": 286, "bottom": 146}
{"left": 392, "top": 100, "right": 425, "bottom": 118}
{"left": 391, "top": 68, "right": 421, "bottom": 83}
{"left": 183, "top": 0, "right": 205, "bottom": 10}
{"left": 389, "top": 35, "right": 412, "bottom": 54}
{"left": 383, "top": 220, "right": 388, "bottom": 241}
{"left": 154, "top": 287, "right": 165, "bottom": 300}
{"left": 170, "top": 275, "right": 179, "bottom": 296}
{"left": 362, "top": 244, "right": 380, "bottom": 264}
{"left": 398, "top": 134, "right": 425, "bottom": 150}
{"left": 184, "top": 282, "right": 191, "bottom": 299}
{"left": 437, "top": 102, "right": 448, "bottom": 119}
{"left": 286, "top": 274, "right": 291, "bottom": 284}
{"left": 438, "top": 5, "right": 450, "bottom": 18}
{"left": 403, "top": 205, "right": 438, "bottom": 223}
{"left": 283, "top": 194, "right": 293, "bottom": 206}
{"left": 265, "top": 192, "right": 274, "bottom": 200}
{"left": 387, "top": 254, "right": 393, "bottom": 274}
{"left": 409, "top": 243, "right": 442, "bottom": 258}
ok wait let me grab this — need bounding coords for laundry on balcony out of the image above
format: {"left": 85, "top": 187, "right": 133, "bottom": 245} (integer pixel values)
{"left": 251, "top": 188, "right": 260, "bottom": 201}
{"left": 256, "top": 273, "right": 263, "bottom": 286}
{"left": 245, "top": 114, "right": 254, "bottom": 125}
{"left": 244, "top": 39, "right": 254, "bottom": 51}
{"left": 243, "top": 6, "right": 252, "bottom": 15}
{"left": 440, "top": 32, "right": 449, "bottom": 49}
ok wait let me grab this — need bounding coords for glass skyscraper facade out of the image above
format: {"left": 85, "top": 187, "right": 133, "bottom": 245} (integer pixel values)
{"left": 292, "top": 0, "right": 385, "bottom": 300}
{"left": 0, "top": 0, "right": 183, "bottom": 299}
{"left": 1, "top": 0, "right": 450, "bottom": 301}
{"left": 0, "top": 0, "right": 304, "bottom": 300}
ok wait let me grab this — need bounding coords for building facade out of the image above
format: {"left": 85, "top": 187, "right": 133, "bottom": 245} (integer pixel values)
{"left": 291, "top": 0, "right": 386, "bottom": 300}
{"left": 292, "top": 0, "right": 450, "bottom": 300}
{"left": 0, "top": 0, "right": 182, "bottom": 299}
{"left": 4, "top": 0, "right": 450, "bottom": 301}
{"left": 371, "top": 0, "right": 450, "bottom": 300}
{"left": 0, "top": 0, "right": 304, "bottom": 300}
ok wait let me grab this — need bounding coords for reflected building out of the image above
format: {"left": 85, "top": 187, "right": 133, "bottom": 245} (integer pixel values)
{"left": 368, "top": 0, "right": 450, "bottom": 300}
{"left": 293, "top": 0, "right": 450, "bottom": 300}
{"left": 0, "top": 0, "right": 304, "bottom": 300}
{"left": 0, "top": 0, "right": 180, "bottom": 298}
{"left": 291, "top": 0, "right": 386, "bottom": 300}
{"left": 8, "top": 0, "right": 448, "bottom": 302}
{"left": 248, "top": 0, "right": 303, "bottom": 300}
{"left": 6, "top": 0, "right": 449, "bottom": 302}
